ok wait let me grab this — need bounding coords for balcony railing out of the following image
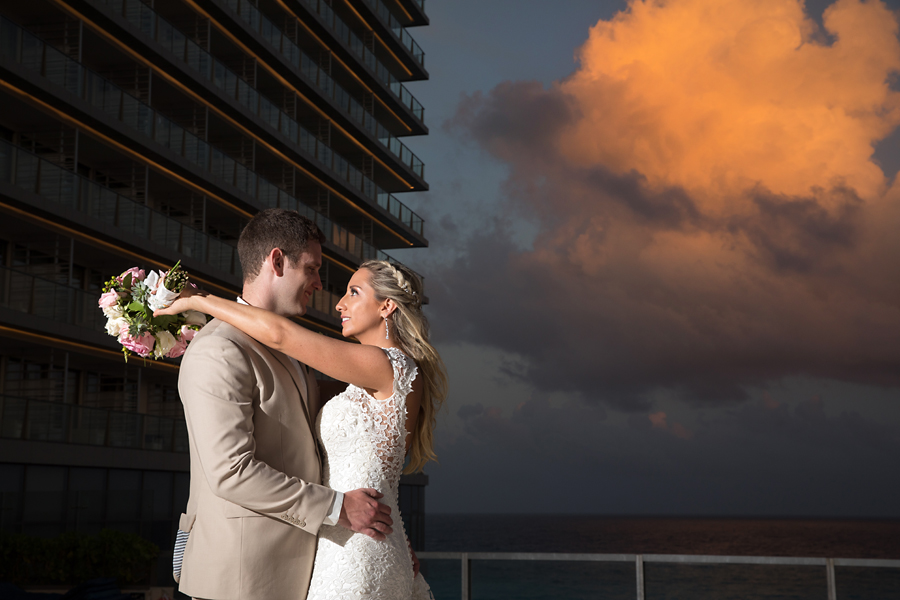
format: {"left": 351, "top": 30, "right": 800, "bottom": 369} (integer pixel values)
{"left": 0, "top": 138, "right": 240, "bottom": 277}
{"left": 220, "top": 0, "right": 425, "bottom": 178}
{"left": 0, "top": 394, "right": 189, "bottom": 453}
{"left": 360, "top": 0, "right": 425, "bottom": 67}
{"left": 88, "top": 0, "right": 426, "bottom": 230}
{"left": 0, "top": 16, "right": 425, "bottom": 273}
{"left": 297, "top": 0, "right": 425, "bottom": 121}
{"left": 0, "top": 263, "right": 108, "bottom": 332}
{"left": 0, "top": 144, "right": 371, "bottom": 314}
{"left": 419, "top": 551, "right": 900, "bottom": 600}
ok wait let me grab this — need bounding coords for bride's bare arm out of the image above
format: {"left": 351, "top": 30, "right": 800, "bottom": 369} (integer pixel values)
{"left": 156, "top": 293, "right": 393, "bottom": 392}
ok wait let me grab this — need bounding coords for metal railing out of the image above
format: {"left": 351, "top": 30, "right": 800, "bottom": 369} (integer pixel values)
{"left": 219, "top": 0, "right": 424, "bottom": 178}
{"left": 418, "top": 551, "right": 900, "bottom": 600}
{"left": 0, "top": 394, "right": 189, "bottom": 453}
{"left": 297, "top": 0, "right": 425, "bottom": 121}
{"left": 0, "top": 16, "right": 425, "bottom": 276}
{"left": 360, "top": 0, "right": 425, "bottom": 67}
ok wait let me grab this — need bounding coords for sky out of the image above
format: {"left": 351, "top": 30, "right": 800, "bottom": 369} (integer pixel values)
{"left": 392, "top": 0, "right": 900, "bottom": 517}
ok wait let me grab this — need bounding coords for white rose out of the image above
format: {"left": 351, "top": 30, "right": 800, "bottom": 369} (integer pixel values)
{"left": 105, "top": 316, "right": 128, "bottom": 337}
{"left": 102, "top": 304, "right": 125, "bottom": 319}
{"left": 184, "top": 310, "right": 208, "bottom": 326}
{"left": 154, "top": 330, "right": 177, "bottom": 359}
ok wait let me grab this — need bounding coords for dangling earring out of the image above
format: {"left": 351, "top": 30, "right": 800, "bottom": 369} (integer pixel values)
{"left": 384, "top": 316, "right": 390, "bottom": 340}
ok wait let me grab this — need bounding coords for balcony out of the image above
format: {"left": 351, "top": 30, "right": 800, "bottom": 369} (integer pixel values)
{"left": 419, "top": 551, "right": 900, "bottom": 600}
{"left": 358, "top": 0, "right": 425, "bottom": 68}
{"left": 220, "top": 0, "right": 425, "bottom": 177}
{"left": 0, "top": 138, "right": 240, "bottom": 280}
{"left": 0, "top": 396, "right": 188, "bottom": 453}
{"left": 90, "top": 0, "right": 425, "bottom": 186}
{"left": 86, "top": 0, "right": 427, "bottom": 204}
{"left": 293, "top": 0, "right": 426, "bottom": 118}
{"left": 0, "top": 19, "right": 425, "bottom": 268}
{"left": 0, "top": 394, "right": 188, "bottom": 453}
{"left": 0, "top": 263, "right": 108, "bottom": 334}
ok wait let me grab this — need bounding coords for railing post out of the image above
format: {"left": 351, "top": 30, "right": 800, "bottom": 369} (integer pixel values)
{"left": 461, "top": 552, "right": 471, "bottom": 600}
{"left": 636, "top": 554, "right": 645, "bottom": 600}
{"left": 827, "top": 558, "right": 837, "bottom": 600}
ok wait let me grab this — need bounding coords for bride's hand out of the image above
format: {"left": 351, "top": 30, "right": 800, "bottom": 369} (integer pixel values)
{"left": 153, "top": 287, "right": 208, "bottom": 317}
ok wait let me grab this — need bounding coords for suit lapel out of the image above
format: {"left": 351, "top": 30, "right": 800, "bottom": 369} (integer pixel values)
{"left": 265, "top": 347, "right": 318, "bottom": 446}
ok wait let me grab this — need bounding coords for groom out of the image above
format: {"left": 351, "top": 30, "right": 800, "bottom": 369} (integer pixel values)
{"left": 174, "top": 209, "right": 393, "bottom": 600}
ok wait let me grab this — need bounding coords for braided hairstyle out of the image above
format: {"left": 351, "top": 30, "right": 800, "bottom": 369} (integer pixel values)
{"left": 359, "top": 260, "right": 448, "bottom": 473}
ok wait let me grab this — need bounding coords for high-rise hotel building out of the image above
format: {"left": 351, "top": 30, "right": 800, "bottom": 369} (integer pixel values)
{"left": 0, "top": 0, "right": 429, "bottom": 583}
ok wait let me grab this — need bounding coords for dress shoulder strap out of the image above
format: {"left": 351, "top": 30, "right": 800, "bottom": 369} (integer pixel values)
{"left": 380, "top": 347, "right": 418, "bottom": 398}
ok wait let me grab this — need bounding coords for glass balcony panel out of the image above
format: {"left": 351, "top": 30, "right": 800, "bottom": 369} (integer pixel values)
{"left": 26, "top": 401, "right": 69, "bottom": 442}
{"left": 108, "top": 411, "right": 141, "bottom": 448}
{"left": 0, "top": 19, "right": 17, "bottom": 59}
{"left": 69, "top": 405, "right": 109, "bottom": 446}
{"left": 6, "top": 271, "right": 33, "bottom": 314}
{"left": 14, "top": 150, "right": 39, "bottom": 192}
{"left": 19, "top": 33, "right": 43, "bottom": 72}
{"left": 0, "top": 396, "right": 27, "bottom": 438}
{"left": 143, "top": 415, "right": 173, "bottom": 451}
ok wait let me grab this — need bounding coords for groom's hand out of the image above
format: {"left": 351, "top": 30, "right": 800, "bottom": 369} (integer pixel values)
{"left": 339, "top": 488, "right": 393, "bottom": 540}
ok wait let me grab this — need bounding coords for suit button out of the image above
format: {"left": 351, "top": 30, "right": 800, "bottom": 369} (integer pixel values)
{"left": 298, "top": 521, "right": 306, "bottom": 528}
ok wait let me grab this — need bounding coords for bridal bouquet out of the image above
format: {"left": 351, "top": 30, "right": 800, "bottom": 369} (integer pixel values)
{"left": 98, "top": 261, "right": 207, "bottom": 361}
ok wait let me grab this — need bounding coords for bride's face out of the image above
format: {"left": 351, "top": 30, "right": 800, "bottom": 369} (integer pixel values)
{"left": 336, "top": 269, "right": 384, "bottom": 341}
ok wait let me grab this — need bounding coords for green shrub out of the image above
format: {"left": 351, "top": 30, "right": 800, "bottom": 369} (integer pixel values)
{"left": 0, "top": 529, "right": 159, "bottom": 586}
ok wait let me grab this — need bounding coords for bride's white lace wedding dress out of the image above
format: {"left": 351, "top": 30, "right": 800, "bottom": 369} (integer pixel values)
{"left": 307, "top": 347, "right": 434, "bottom": 600}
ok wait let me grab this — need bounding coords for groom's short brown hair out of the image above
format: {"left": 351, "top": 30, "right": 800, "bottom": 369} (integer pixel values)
{"left": 238, "top": 209, "right": 325, "bottom": 282}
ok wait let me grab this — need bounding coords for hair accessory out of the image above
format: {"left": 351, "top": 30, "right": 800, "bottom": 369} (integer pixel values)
{"left": 384, "top": 316, "right": 390, "bottom": 340}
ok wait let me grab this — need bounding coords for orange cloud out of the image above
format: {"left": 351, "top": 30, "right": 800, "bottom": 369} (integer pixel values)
{"left": 440, "top": 0, "right": 900, "bottom": 406}
{"left": 559, "top": 0, "right": 900, "bottom": 206}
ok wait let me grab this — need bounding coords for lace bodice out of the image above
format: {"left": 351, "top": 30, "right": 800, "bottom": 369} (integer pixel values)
{"left": 307, "top": 347, "right": 433, "bottom": 600}
{"left": 317, "top": 347, "right": 417, "bottom": 498}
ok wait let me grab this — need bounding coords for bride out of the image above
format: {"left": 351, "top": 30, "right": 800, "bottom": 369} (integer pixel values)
{"left": 158, "top": 259, "right": 445, "bottom": 600}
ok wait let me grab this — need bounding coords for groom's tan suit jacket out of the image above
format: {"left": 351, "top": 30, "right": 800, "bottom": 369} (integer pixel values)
{"left": 175, "top": 318, "right": 336, "bottom": 600}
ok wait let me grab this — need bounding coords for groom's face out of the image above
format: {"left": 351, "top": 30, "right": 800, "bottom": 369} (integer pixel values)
{"left": 276, "top": 241, "right": 323, "bottom": 317}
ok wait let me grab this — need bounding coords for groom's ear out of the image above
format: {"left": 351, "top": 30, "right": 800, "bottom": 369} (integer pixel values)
{"left": 269, "top": 248, "right": 286, "bottom": 276}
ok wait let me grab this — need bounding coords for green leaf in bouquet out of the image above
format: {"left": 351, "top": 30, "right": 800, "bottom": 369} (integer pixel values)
{"left": 150, "top": 314, "right": 179, "bottom": 329}
{"left": 123, "top": 273, "right": 133, "bottom": 290}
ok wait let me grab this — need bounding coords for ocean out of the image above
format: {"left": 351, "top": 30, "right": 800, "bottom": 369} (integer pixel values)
{"left": 419, "top": 515, "right": 900, "bottom": 599}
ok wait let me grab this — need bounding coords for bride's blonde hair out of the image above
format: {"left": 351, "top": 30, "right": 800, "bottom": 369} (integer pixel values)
{"left": 359, "top": 260, "right": 447, "bottom": 473}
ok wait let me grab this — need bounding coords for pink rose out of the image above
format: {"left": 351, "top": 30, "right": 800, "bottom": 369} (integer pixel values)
{"left": 180, "top": 325, "right": 199, "bottom": 342}
{"left": 167, "top": 326, "right": 198, "bottom": 359}
{"left": 119, "top": 330, "right": 155, "bottom": 357}
{"left": 118, "top": 267, "right": 145, "bottom": 283}
{"left": 167, "top": 340, "right": 187, "bottom": 358}
{"left": 98, "top": 290, "right": 120, "bottom": 308}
